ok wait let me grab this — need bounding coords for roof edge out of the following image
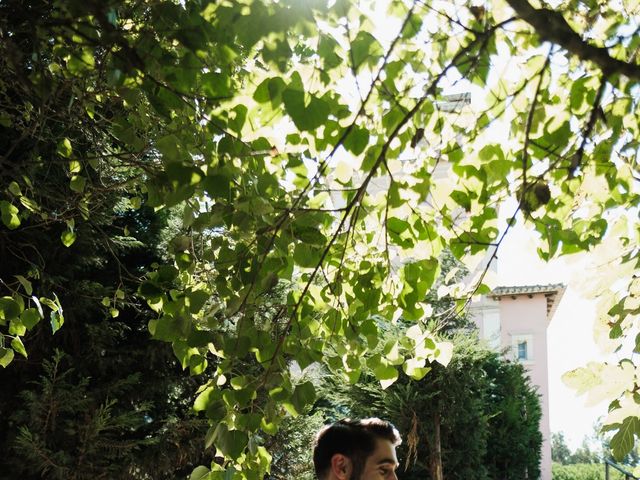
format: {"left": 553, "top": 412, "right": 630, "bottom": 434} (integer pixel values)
{"left": 489, "top": 283, "right": 566, "bottom": 321}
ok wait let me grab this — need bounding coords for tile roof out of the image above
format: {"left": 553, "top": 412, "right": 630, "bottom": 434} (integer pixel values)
{"left": 489, "top": 283, "right": 566, "bottom": 321}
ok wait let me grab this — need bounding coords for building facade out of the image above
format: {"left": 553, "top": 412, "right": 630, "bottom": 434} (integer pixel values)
{"left": 472, "top": 284, "right": 566, "bottom": 480}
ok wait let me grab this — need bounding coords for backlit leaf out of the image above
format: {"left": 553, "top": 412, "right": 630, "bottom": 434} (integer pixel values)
{"left": 61, "top": 229, "right": 76, "bottom": 247}
{"left": 0, "top": 348, "right": 14, "bottom": 368}
{"left": 0, "top": 201, "right": 20, "bottom": 229}
{"left": 11, "top": 336, "right": 27, "bottom": 358}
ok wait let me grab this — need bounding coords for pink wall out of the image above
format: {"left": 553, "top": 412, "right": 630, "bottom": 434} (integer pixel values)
{"left": 498, "top": 293, "right": 552, "bottom": 480}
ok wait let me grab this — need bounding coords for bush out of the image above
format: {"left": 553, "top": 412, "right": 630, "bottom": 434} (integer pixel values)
{"left": 552, "top": 463, "right": 624, "bottom": 480}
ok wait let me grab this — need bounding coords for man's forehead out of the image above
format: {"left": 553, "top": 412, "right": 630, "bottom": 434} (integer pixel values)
{"left": 371, "top": 438, "right": 399, "bottom": 465}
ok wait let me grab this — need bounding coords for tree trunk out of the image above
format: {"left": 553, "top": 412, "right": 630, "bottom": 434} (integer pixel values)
{"left": 429, "top": 411, "right": 443, "bottom": 480}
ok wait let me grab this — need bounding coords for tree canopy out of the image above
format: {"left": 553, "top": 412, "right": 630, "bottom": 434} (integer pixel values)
{"left": 329, "top": 332, "right": 542, "bottom": 480}
{"left": 1, "top": 0, "right": 639, "bottom": 477}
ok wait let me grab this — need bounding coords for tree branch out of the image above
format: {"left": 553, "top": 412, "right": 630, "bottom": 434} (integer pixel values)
{"left": 522, "top": 46, "right": 553, "bottom": 189}
{"left": 569, "top": 75, "right": 608, "bottom": 177}
{"left": 263, "top": 20, "right": 507, "bottom": 380}
{"left": 505, "top": 0, "right": 640, "bottom": 81}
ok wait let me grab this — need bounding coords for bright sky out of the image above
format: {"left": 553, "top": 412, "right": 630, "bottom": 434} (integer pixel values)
{"left": 496, "top": 212, "right": 611, "bottom": 451}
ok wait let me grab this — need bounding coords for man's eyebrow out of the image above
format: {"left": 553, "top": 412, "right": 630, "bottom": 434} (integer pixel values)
{"left": 376, "top": 458, "right": 398, "bottom": 466}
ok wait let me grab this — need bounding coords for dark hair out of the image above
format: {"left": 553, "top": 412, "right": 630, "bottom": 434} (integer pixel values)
{"left": 313, "top": 418, "right": 401, "bottom": 480}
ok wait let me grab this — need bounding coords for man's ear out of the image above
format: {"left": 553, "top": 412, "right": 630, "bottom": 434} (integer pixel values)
{"left": 330, "top": 453, "right": 353, "bottom": 480}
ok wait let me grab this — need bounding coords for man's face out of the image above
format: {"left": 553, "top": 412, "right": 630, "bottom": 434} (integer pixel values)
{"left": 357, "top": 438, "right": 399, "bottom": 480}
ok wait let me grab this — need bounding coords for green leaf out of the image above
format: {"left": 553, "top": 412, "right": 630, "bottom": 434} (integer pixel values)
{"left": 292, "top": 224, "right": 326, "bottom": 246}
{"left": 57, "top": 137, "right": 73, "bottom": 158}
{"left": 189, "top": 466, "right": 211, "bottom": 480}
{"left": 21, "top": 308, "right": 41, "bottom": 329}
{"left": 343, "top": 127, "right": 369, "bottom": 155}
{"left": 0, "top": 112, "right": 12, "bottom": 127}
{"left": 157, "top": 265, "right": 179, "bottom": 283}
{"left": 8, "top": 181, "right": 22, "bottom": 196}
{"left": 334, "top": 162, "right": 353, "bottom": 184}
{"left": 39, "top": 297, "right": 59, "bottom": 312}
{"left": 11, "top": 336, "right": 27, "bottom": 358}
{"left": 67, "top": 48, "right": 95, "bottom": 73}
{"left": 9, "top": 319, "right": 26, "bottom": 336}
{"left": 202, "top": 72, "right": 232, "bottom": 98}
{"left": 69, "top": 160, "right": 82, "bottom": 174}
{"left": 50, "top": 310, "right": 64, "bottom": 334}
{"left": 186, "top": 289, "right": 209, "bottom": 313}
{"left": 403, "top": 358, "right": 431, "bottom": 380}
{"left": 31, "top": 296, "right": 43, "bottom": 318}
{"left": 70, "top": 175, "right": 87, "bottom": 193}
{"left": 14, "top": 275, "right": 32, "bottom": 295}
{"left": 253, "top": 77, "right": 286, "bottom": 106}
{"left": 151, "top": 315, "right": 186, "bottom": 342}
{"left": 570, "top": 76, "right": 589, "bottom": 113}
{"left": 610, "top": 416, "right": 640, "bottom": 461}
{"left": 562, "top": 362, "right": 635, "bottom": 406}
{"left": 202, "top": 173, "right": 231, "bottom": 199}
{"left": 189, "top": 354, "right": 208, "bottom": 375}
{"left": 373, "top": 363, "right": 398, "bottom": 388}
{"left": 0, "top": 201, "right": 20, "bottom": 229}
{"left": 387, "top": 217, "right": 410, "bottom": 236}
{"left": 0, "top": 297, "right": 21, "bottom": 321}
{"left": 281, "top": 87, "right": 304, "bottom": 126}
{"left": 293, "top": 243, "right": 323, "bottom": 269}
{"left": 223, "top": 467, "right": 237, "bottom": 480}
{"left": 318, "top": 34, "right": 342, "bottom": 71}
{"left": 350, "top": 31, "right": 383, "bottom": 70}
{"left": 204, "top": 426, "right": 217, "bottom": 449}
{"left": 61, "top": 229, "right": 76, "bottom": 247}
{"left": 282, "top": 76, "right": 330, "bottom": 132}
{"left": 187, "top": 329, "right": 215, "bottom": 348}
{"left": 194, "top": 386, "right": 216, "bottom": 412}
{"left": 291, "top": 381, "right": 316, "bottom": 413}
{"left": 381, "top": 106, "right": 404, "bottom": 134}
{"left": 434, "top": 341, "right": 453, "bottom": 367}
{"left": 216, "top": 425, "right": 249, "bottom": 461}
{"left": 156, "top": 135, "right": 183, "bottom": 163}
{"left": 305, "top": 95, "right": 330, "bottom": 131}
{"left": 0, "top": 348, "right": 14, "bottom": 368}
{"left": 230, "top": 375, "right": 249, "bottom": 390}
{"left": 139, "top": 281, "right": 164, "bottom": 299}
{"left": 228, "top": 104, "right": 247, "bottom": 135}
{"left": 19, "top": 196, "right": 40, "bottom": 213}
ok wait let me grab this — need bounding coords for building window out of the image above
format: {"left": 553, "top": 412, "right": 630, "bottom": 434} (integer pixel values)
{"left": 517, "top": 341, "right": 528, "bottom": 361}
{"left": 511, "top": 334, "right": 533, "bottom": 363}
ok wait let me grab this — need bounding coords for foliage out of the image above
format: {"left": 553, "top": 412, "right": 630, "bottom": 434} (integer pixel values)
{"left": 4, "top": 348, "right": 211, "bottom": 479}
{"left": 8, "top": 350, "right": 155, "bottom": 479}
{"left": 553, "top": 425, "right": 640, "bottom": 476}
{"left": 1, "top": 0, "right": 640, "bottom": 476}
{"left": 0, "top": 201, "right": 214, "bottom": 478}
{"left": 571, "top": 439, "right": 603, "bottom": 465}
{"left": 553, "top": 432, "right": 577, "bottom": 465}
{"left": 483, "top": 351, "right": 542, "bottom": 480}
{"left": 325, "top": 332, "right": 541, "bottom": 480}
{"left": 600, "top": 422, "right": 640, "bottom": 475}
{"left": 552, "top": 463, "right": 626, "bottom": 480}
{"left": 0, "top": 0, "right": 212, "bottom": 475}
{"left": 0, "top": 68, "right": 209, "bottom": 478}
{"left": 263, "top": 410, "right": 325, "bottom": 480}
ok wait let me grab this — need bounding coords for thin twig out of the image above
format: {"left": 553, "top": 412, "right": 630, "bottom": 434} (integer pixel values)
{"left": 569, "top": 75, "right": 608, "bottom": 177}
{"left": 522, "top": 46, "right": 554, "bottom": 190}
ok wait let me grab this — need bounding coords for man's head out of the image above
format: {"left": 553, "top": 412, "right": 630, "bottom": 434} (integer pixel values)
{"left": 313, "top": 418, "right": 401, "bottom": 480}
